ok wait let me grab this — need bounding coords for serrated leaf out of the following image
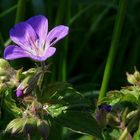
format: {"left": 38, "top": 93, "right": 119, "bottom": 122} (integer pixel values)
{"left": 41, "top": 82, "right": 91, "bottom": 110}
{"left": 48, "top": 104, "right": 68, "bottom": 117}
{"left": 99, "top": 90, "right": 122, "bottom": 106}
{"left": 53, "top": 110, "right": 103, "bottom": 140}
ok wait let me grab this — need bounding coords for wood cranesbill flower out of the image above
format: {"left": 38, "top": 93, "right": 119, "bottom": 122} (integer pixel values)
{"left": 4, "top": 15, "right": 69, "bottom": 61}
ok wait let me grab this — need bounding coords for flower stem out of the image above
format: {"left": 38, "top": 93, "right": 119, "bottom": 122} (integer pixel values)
{"left": 0, "top": 4, "right": 17, "bottom": 18}
{"left": 118, "top": 117, "right": 136, "bottom": 140}
{"left": 119, "top": 109, "right": 140, "bottom": 140}
{"left": 98, "top": 0, "right": 127, "bottom": 101}
{"left": 27, "top": 133, "right": 31, "bottom": 140}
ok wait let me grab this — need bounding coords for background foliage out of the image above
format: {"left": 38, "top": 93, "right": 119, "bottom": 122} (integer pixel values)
{"left": 0, "top": 0, "right": 140, "bottom": 140}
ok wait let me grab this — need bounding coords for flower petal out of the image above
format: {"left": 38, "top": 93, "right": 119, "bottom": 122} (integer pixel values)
{"left": 4, "top": 45, "right": 29, "bottom": 60}
{"left": 29, "top": 47, "right": 56, "bottom": 61}
{"left": 44, "top": 47, "right": 56, "bottom": 59}
{"left": 47, "top": 25, "right": 69, "bottom": 46}
{"left": 10, "top": 22, "right": 37, "bottom": 48}
{"left": 16, "top": 89, "right": 23, "bottom": 97}
{"left": 26, "top": 15, "right": 48, "bottom": 46}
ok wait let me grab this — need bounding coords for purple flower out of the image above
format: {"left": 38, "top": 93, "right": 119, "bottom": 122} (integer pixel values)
{"left": 96, "top": 104, "right": 112, "bottom": 125}
{"left": 4, "top": 15, "right": 69, "bottom": 61}
{"left": 16, "top": 88, "right": 24, "bottom": 97}
{"left": 98, "top": 104, "right": 112, "bottom": 112}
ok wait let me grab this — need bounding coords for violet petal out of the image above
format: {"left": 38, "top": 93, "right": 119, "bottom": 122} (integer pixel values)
{"left": 29, "top": 47, "right": 56, "bottom": 61}
{"left": 26, "top": 15, "right": 48, "bottom": 46}
{"left": 4, "top": 45, "right": 29, "bottom": 60}
{"left": 16, "top": 89, "right": 23, "bottom": 97}
{"left": 47, "top": 25, "right": 69, "bottom": 47}
{"left": 43, "top": 47, "right": 56, "bottom": 60}
{"left": 10, "top": 22, "right": 37, "bottom": 48}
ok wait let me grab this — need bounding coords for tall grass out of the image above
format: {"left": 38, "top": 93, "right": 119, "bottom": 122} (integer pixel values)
{"left": 98, "top": 0, "right": 127, "bottom": 101}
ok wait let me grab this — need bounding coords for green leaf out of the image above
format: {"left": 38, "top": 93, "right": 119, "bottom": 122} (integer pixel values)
{"left": 43, "top": 82, "right": 100, "bottom": 138}
{"left": 50, "top": 110, "right": 103, "bottom": 140}
{"left": 101, "top": 86, "right": 140, "bottom": 106}
{"left": 99, "top": 90, "right": 122, "bottom": 106}
{"left": 2, "top": 90, "right": 22, "bottom": 117}
{"left": 41, "top": 82, "right": 91, "bottom": 109}
{"left": 133, "top": 122, "right": 140, "bottom": 140}
{"left": 5, "top": 118, "right": 25, "bottom": 134}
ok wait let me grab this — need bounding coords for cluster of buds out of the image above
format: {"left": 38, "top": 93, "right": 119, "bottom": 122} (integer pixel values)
{"left": 126, "top": 69, "right": 140, "bottom": 86}
{"left": 0, "top": 58, "right": 18, "bottom": 90}
{"left": 96, "top": 104, "right": 112, "bottom": 127}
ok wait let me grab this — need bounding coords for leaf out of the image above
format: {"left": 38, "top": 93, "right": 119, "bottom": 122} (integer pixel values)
{"left": 43, "top": 82, "right": 101, "bottom": 138}
{"left": 101, "top": 86, "right": 140, "bottom": 106}
{"left": 41, "top": 82, "right": 91, "bottom": 109}
{"left": 133, "top": 122, "right": 140, "bottom": 140}
{"left": 49, "top": 109, "right": 103, "bottom": 140}
{"left": 5, "top": 118, "right": 25, "bottom": 134}
{"left": 5, "top": 117, "right": 38, "bottom": 135}
{"left": 99, "top": 90, "right": 122, "bottom": 106}
{"left": 2, "top": 89, "right": 22, "bottom": 117}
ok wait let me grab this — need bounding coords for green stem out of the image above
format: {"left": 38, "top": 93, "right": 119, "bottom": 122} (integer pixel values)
{"left": 0, "top": 4, "right": 17, "bottom": 18}
{"left": 118, "top": 116, "right": 138, "bottom": 140}
{"left": 98, "top": 0, "right": 127, "bottom": 101}
{"left": 58, "top": 0, "right": 71, "bottom": 81}
{"left": 4, "top": 0, "right": 27, "bottom": 47}
{"left": 27, "top": 133, "right": 31, "bottom": 140}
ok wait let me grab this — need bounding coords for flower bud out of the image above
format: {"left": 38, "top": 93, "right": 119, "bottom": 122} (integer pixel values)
{"left": 96, "top": 105, "right": 112, "bottom": 127}
{"left": 126, "top": 69, "right": 140, "bottom": 85}
{"left": 126, "top": 72, "right": 137, "bottom": 85}
{"left": 0, "top": 59, "right": 10, "bottom": 69}
{"left": 37, "top": 119, "right": 49, "bottom": 140}
{"left": 16, "top": 76, "right": 31, "bottom": 97}
{"left": 0, "top": 59, "right": 18, "bottom": 89}
{"left": 23, "top": 118, "right": 37, "bottom": 134}
{"left": 134, "top": 70, "right": 140, "bottom": 81}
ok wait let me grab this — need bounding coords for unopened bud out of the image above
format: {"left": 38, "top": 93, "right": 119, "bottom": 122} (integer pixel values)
{"left": 126, "top": 73, "right": 137, "bottom": 85}
{"left": 37, "top": 119, "right": 49, "bottom": 139}
{"left": 96, "top": 105, "right": 112, "bottom": 127}
{"left": 0, "top": 59, "right": 10, "bottom": 69}
{"left": 134, "top": 70, "right": 140, "bottom": 81}
{"left": 0, "top": 59, "right": 18, "bottom": 89}
{"left": 16, "top": 76, "right": 31, "bottom": 97}
{"left": 24, "top": 118, "right": 37, "bottom": 134}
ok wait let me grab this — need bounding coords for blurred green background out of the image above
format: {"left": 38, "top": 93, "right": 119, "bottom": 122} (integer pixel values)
{"left": 0, "top": 0, "right": 140, "bottom": 139}
{"left": 1, "top": 0, "right": 140, "bottom": 89}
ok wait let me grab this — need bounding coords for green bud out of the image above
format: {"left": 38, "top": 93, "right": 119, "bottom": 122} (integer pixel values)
{"left": 126, "top": 69, "right": 140, "bottom": 85}
{"left": 134, "top": 70, "right": 140, "bottom": 81}
{"left": 126, "top": 72, "right": 137, "bottom": 85}
{"left": 0, "top": 59, "right": 18, "bottom": 89}
{"left": 0, "top": 59, "right": 10, "bottom": 69}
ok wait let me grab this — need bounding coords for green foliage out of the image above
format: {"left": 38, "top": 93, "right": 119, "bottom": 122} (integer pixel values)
{"left": 133, "top": 122, "right": 140, "bottom": 140}
{"left": 39, "top": 82, "right": 103, "bottom": 139}
{"left": 1, "top": 89, "right": 21, "bottom": 117}
{"left": 99, "top": 85, "right": 140, "bottom": 107}
{"left": 0, "top": 0, "right": 140, "bottom": 140}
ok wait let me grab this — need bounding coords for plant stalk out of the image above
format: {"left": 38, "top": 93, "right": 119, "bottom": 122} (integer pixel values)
{"left": 98, "top": 0, "right": 127, "bottom": 101}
